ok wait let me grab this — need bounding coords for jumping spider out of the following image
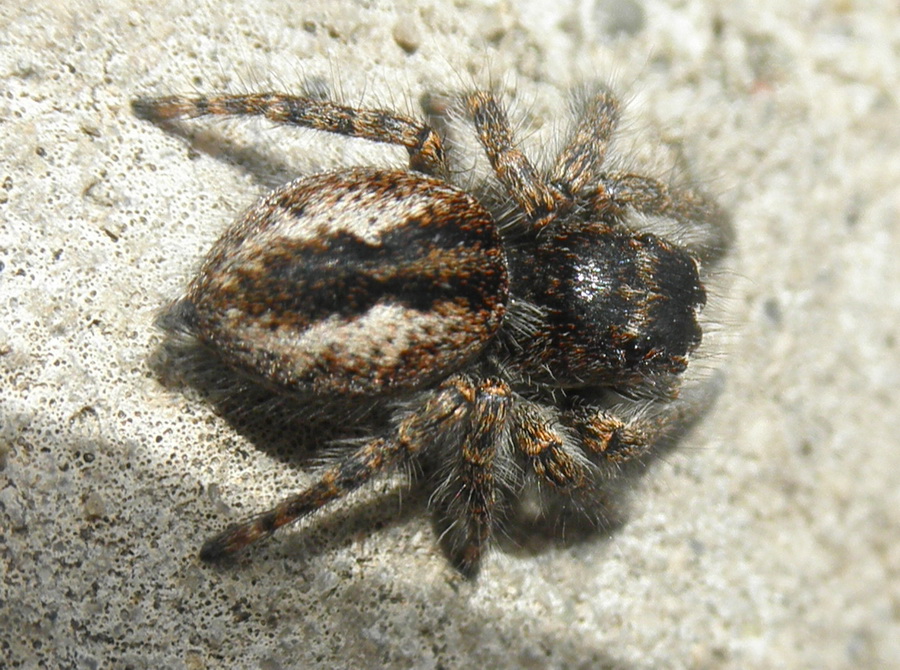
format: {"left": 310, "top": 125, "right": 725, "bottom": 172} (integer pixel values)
{"left": 133, "top": 82, "right": 729, "bottom": 577}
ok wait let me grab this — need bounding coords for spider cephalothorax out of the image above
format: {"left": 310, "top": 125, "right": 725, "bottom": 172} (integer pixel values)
{"left": 134, "top": 83, "right": 729, "bottom": 577}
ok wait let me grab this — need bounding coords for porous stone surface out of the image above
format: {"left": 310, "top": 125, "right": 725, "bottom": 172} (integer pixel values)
{"left": 1, "top": 1, "right": 898, "bottom": 668}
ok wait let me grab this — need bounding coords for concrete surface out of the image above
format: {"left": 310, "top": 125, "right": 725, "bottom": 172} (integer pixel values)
{"left": 1, "top": 0, "right": 898, "bottom": 668}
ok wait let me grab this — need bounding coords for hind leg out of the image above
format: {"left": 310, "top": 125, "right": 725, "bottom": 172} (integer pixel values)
{"left": 132, "top": 92, "right": 448, "bottom": 175}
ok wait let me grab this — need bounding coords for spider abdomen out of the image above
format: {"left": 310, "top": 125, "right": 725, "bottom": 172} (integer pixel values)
{"left": 184, "top": 168, "right": 509, "bottom": 395}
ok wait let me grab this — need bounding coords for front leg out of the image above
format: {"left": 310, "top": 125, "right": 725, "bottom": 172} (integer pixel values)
{"left": 513, "top": 400, "right": 591, "bottom": 490}
{"left": 511, "top": 380, "right": 719, "bottom": 493}
{"left": 590, "top": 171, "right": 733, "bottom": 265}
{"left": 563, "top": 377, "right": 722, "bottom": 471}
{"left": 510, "top": 398, "right": 663, "bottom": 490}
{"left": 431, "top": 375, "right": 513, "bottom": 577}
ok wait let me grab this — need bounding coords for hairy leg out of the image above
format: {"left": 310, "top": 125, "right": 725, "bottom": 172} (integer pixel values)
{"left": 551, "top": 85, "right": 621, "bottom": 194}
{"left": 512, "top": 400, "right": 590, "bottom": 490}
{"left": 461, "top": 91, "right": 564, "bottom": 227}
{"left": 431, "top": 375, "right": 513, "bottom": 577}
{"left": 199, "top": 376, "right": 470, "bottom": 562}
{"left": 591, "top": 172, "right": 733, "bottom": 264}
{"left": 199, "top": 436, "right": 403, "bottom": 561}
{"left": 563, "top": 375, "right": 722, "bottom": 470}
{"left": 511, "top": 393, "right": 695, "bottom": 489}
{"left": 132, "top": 93, "right": 447, "bottom": 175}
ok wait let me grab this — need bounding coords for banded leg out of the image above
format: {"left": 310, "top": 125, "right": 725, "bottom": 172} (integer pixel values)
{"left": 199, "top": 436, "right": 403, "bottom": 561}
{"left": 563, "top": 378, "right": 720, "bottom": 470}
{"left": 566, "top": 407, "right": 660, "bottom": 467}
{"left": 462, "top": 91, "right": 564, "bottom": 226}
{"left": 199, "top": 376, "right": 469, "bottom": 562}
{"left": 551, "top": 85, "right": 621, "bottom": 194}
{"left": 513, "top": 401, "right": 590, "bottom": 490}
{"left": 591, "top": 172, "right": 733, "bottom": 264}
{"left": 432, "top": 376, "right": 512, "bottom": 577}
{"left": 132, "top": 93, "right": 447, "bottom": 175}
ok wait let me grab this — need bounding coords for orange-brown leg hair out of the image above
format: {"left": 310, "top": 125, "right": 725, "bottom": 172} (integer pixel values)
{"left": 512, "top": 401, "right": 590, "bottom": 491}
{"left": 199, "top": 375, "right": 475, "bottom": 563}
{"left": 551, "top": 85, "right": 621, "bottom": 194}
{"left": 461, "top": 91, "right": 564, "bottom": 227}
{"left": 131, "top": 93, "right": 448, "bottom": 176}
{"left": 591, "top": 172, "right": 733, "bottom": 264}
{"left": 561, "top": 380, "right": 718, "bottom": 471}
{"left": 430, "top": 375, "right": 513, "bottom": 578}
{"left": 566, "top": 407, "right": 660, "bottom": 467}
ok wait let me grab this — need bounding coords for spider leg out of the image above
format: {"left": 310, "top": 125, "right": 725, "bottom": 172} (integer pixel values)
{"left": 461, "top": 91, "right": 565, "bottom": 227}
{"left": 551, "top": 84, "right": 621, "bottom": 194}
{"left": 565, "top": 405, "right": 661, "bottom": 467}
{"left": 562, "top": 377, "right": 721, "bottom": 470}
{"left": 591, "top": 171, "right": 733, "bottom": 265}
{"left": 199, "top": 436, "right": 403, "bottom": 562}
{"left": 512, "top": 400, "right": 591, "bottom": 490}
{"left": 131, "top": 93, "right": 447, "bottom": 175}
{"left": 505, "top": 376, "right": 722, "bottom": 542}
{"left": 199, "top": 375, "right": 471, "bottom": 563}
{"left": 510, "top": 391, "right": 700, "bottom": 489}
{"left": 431, "top": 375, "right": 513, "bottom": 577}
